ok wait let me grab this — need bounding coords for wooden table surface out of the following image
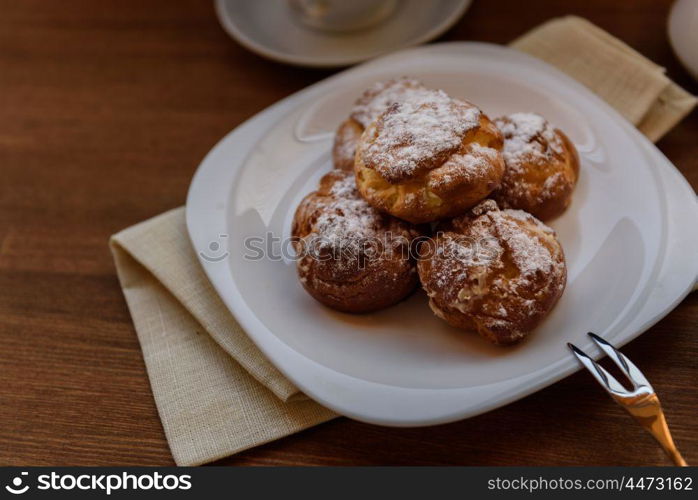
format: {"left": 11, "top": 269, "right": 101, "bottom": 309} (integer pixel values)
{"left": 1, "top": 0, "right": 696, "bottom": 466}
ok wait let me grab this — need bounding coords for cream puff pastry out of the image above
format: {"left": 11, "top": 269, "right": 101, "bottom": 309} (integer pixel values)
{"left": 417, "top": 200, "right": 566, "bottom": 345}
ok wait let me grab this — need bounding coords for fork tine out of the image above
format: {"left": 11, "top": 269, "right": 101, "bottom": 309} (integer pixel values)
{"left": 587, "top": 332, "right": 653, "bottom": 391}
{"left": 567, "top": 343, "right": 628, "bottom": 395}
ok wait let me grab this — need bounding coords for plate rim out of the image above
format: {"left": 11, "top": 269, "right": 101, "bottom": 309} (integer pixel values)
{"left": 186, "top": 42, "right": 698, "bottom": 425}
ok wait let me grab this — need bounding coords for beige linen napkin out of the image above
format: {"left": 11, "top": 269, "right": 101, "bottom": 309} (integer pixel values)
{"left": 511, "top": 16, "right": 696, "bottom": 141}
{"left": 110, "top": 16, "right": 696, "bottom": 466}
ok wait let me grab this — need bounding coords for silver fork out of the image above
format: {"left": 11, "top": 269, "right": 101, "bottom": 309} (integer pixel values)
{"left": 568, "top": 332, "right": 687, "bottom": 466}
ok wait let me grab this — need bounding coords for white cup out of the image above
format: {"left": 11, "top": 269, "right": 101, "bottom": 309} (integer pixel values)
{"left": 288, "top": 0, "right": 398, "bottom": 32}
{"left": 668, "top": 0, "right": 698, "bottom": 80}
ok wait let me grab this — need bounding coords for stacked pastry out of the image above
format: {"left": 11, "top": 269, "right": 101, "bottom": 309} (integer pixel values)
{"left": 292, "top": 78, "right": 579, "bottom": 345}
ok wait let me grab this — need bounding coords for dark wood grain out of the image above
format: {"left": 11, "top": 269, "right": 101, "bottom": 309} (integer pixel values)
{"left": 0, "top": 0, "right": 695, "bottom": 466}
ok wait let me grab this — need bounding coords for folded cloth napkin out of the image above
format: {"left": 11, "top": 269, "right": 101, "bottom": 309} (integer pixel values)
{"left": 511, "top": 16, "right": 696, "bottom": 141}
{"left": 110, "top": 16, "right": 696, "bottom": 466}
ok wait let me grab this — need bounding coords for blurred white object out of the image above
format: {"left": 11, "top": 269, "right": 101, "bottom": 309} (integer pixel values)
{"left": 214, "top": 0, "right": 471, "bottom": 67}
{"left": 668, "top": 0, "right": 698, "bottom": 80}
{"left": 288, "top": 0, "right": 397, "bottom": 32}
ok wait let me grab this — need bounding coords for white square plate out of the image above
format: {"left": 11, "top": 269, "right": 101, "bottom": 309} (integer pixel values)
{"left": 186, "top": 43, "right": 698, "bottom": 425}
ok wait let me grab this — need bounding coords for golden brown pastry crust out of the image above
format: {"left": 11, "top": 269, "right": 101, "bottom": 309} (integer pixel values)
{"left": 332, "top": 118, "right": 363, "bottom": 171}
{"left": 332, "top": 78, "right": 427, "bottom": 172}
{"left": 492, "top": 113, "right": 579, "bottom": 221}
{"left": 354, "top": 89, "right": 504, "bottom": 224}
{"left": 417, "top": 200, "right": 566, "bottom": 345}
{"left": 292, "top": 169, "right": 421, "bottom": 313}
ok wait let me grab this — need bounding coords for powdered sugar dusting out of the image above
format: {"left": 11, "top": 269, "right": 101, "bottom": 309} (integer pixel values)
{"left": 497, "top": 214, "right": 554, "bottom": 278}
{"left": 302, "top": 172, "right": 415, "bottom": 274}
{"left": 332, "top": 120, "right": 361, "bottom": 170}
{"left": 465, "top": 200, "right": 558, "bottom": 280}
{"left": 312, "top": 190, "right": 381, "bottom": 261}
{"left": 350, "top": 77, "right": 427, "bottom": 128}
{"left": 503, "top": 207, "right": 555, "bottom": 233}
{"left": 361, "top": 89, "right": 481, "bottom": 182}
{"left": 329, "top": 171, "right": 358, "bottom": 198}
{"left": 470, "top": 198, "right": 499, "bottom": 216}
{"left": 293, "top": 170, "right": 421, "bottom": 312}
{"left": 495, "top": 112, "right": 563, "bottom": 171}
{"left": 492, "top": 113, "right": 577, "bottom": 218}
{"left": 429, "top": 143, "right": 500, "bottom": 190}
{"left": 418, "top": 200, "right": 566, "bottom": 343}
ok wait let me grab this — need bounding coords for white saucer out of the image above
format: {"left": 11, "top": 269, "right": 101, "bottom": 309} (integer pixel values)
{"left": 214, "top": 0, "right": 471, "bottom": 67}
{"left": 186, "top": 43, "right": 698, "bottom": 426}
